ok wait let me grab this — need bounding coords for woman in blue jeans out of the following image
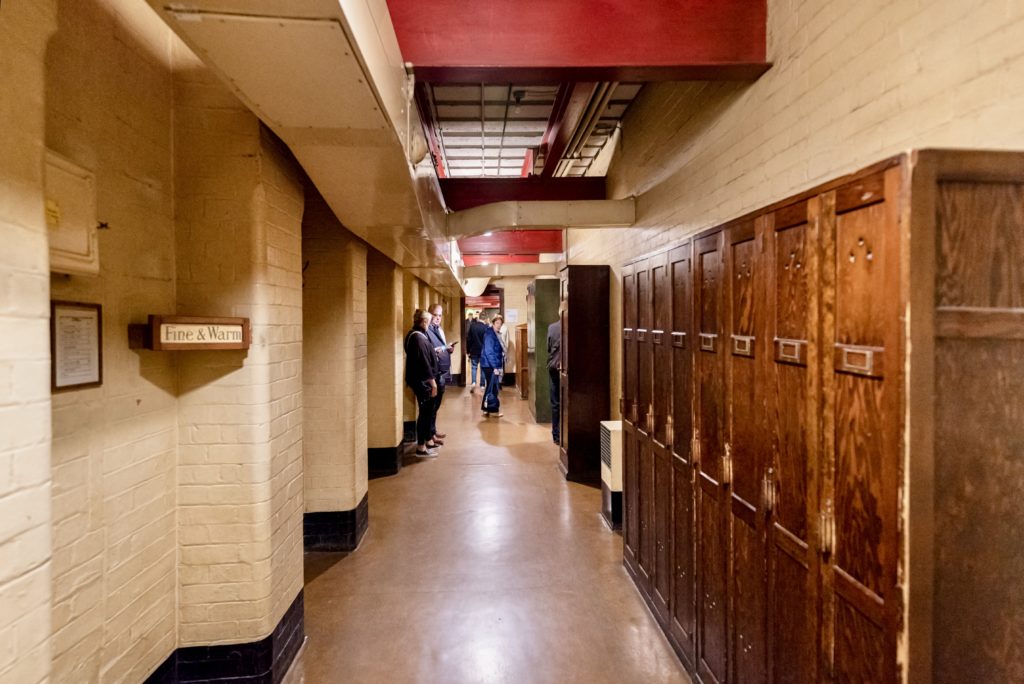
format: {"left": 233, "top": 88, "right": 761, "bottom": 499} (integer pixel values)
{"left": 479, "top": 315, "right": 505, "bottom": 417}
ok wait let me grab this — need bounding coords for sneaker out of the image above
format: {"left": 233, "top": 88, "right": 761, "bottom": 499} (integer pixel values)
{"left": 426, "top": 440, "right": 442, "bottom": 448}
{"left": 415, "top": 448, "right": 439, "bottom": 458}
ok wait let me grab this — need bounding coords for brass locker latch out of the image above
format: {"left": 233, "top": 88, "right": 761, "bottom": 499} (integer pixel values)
{"left": 722, "top": 443, "right": 733, "bottom": 486}
{"left": 819, "top": 499, "right": 836, "bottom": 556}
{"left": 646, "top": 403, "right": 654, "bottom": 433}
{"left": 630, "top": 401, "right": 638, "bottom": 424}
{"left": 762, "top": 468, "right": 777, "bottom": 512}
{"left": 666, "top": 414, "right": 674, "bottom": 448}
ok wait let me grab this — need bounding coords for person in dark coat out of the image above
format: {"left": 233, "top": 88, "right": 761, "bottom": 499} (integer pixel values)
{"left": 427, "top": 303, "right": 454, "bottom": 444}
{"left": 547, "top": 318, "right": 561, "bottom": 444}
{"left": 465, "top": 314, "right": 488, "bottom": 393}
{"left": 480, "top": 315, "right": 505, "bottom": 417}
{"left": 405, "top": 309, "right": 440, "bottom": 457}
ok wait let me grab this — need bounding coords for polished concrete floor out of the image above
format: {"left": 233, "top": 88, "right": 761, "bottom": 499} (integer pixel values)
{"left": 285, "top": 385, "right": 691, "bottom": 684}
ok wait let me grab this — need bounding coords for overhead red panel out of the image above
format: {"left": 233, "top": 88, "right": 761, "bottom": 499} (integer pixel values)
{"left": 459, "top": 230, "right": 563, "bottom": 255}
{"left": 387, "top": 0, "right": 768, "bottom": 82}
{"left": 441, "top": 177, "right": 605, "bottom": 212}
{"left": 463, "top": 254, "right": 540, "bottom": 266}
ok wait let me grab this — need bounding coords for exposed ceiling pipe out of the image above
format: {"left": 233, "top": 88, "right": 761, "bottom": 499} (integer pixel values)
{"left": 556, "top": 82, "right": 618, "bottom": 177}
{"left": 447, "top": 198, "right": 635, "bottom": 240}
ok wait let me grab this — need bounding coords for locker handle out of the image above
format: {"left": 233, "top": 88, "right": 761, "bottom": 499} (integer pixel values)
{"left": 819, "top": 500, "right": 836, "bottom": 556}
{"left": 762, "top": 468, "right": 776, "bottom": 512}
{"left": 666, "top": 414, "right": 674, "bottom": 448}
{"left": 722, "top": 443, "right": 733, "bottom": 486}
{"left": 646, "top": 403, "right": 654, "bottom": 434}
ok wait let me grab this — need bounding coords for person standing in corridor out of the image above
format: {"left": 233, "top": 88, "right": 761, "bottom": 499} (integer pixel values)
{"left": 427, "top": 303, "right": 454, "bottom": 445}
{"left": 480, "top": 314, "right": 505, "bottom": 418}
{"left": 547, "top": 317, "right": 561, "bottom": 445}
{"left": 404, "top": 309, "right": 440, "bottom": 457}
{"left": 465, "top": 313, "right": 488, "bottom": 393}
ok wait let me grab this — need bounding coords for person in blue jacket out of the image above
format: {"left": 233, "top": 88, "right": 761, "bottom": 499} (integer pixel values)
{"left": 479, "top": 314, "right": 505, "bottom": 418}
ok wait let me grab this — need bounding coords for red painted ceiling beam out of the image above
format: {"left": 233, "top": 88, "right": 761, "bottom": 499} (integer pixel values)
{"left": 463, "top": 254, "right": 541, "bottom": 266}
{"left": 459, "top": 230, "right": 563, "bottom": 255}
{"left": 387, "top": 0, "right": 768, "bottom": 83}
{"left": 540, "top": 82, "right": 596, "bottom": 178}
{"left": 439, "top": 177, "right": 605, "bottom": 212}
{"left": 413, "top": 82, "right": 446, "bottom": 178}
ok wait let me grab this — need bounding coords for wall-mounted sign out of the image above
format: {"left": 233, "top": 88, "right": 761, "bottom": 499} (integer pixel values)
{"left": 129, "top": 315, "right": 250, "bottom": 351}
{"left": 52, "top": 301, "right": 102, "bottom": 391}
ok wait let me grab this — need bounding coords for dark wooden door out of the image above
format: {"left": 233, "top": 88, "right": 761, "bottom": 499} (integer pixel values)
{"left": 636, "top": 259, "right": 654, "bottom": 590}
{"left": 651, "top": 251, "right": 673, "bottom": 622}
{"left": 694, "top": 231, "right": 728, "bottom": 684}
{"left": 821, "top": 169, "right": 902, "bottom": 683}
{"left": 764, "top": 200, "right": 820, "bottom": 684}
{"left": 622, "top": 262, "right": 639, "bottom": 570}
{"left": 725, "top": 219, "right": 768, "bottom": 684}
{"left": 668, "top": 242, "right": 696, "bottom": 668}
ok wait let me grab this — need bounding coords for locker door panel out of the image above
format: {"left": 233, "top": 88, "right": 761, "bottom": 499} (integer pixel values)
{"left": 669, "top": 243, "right": 696, "bottom": 664}
{"left": 652, "top": 253, "right": 673, "bottom": 620}
{"left": 695, "top": 233, "right": 727, "bottom": 684}
{"left": 726, "top": 225, "right": 767, "bottom": 684}
{"left": 825, "top": 170, "right": 901, "bottom": 684}
{"left": 766, "top": 204, "right": 819, "bottom": 684}
{"left": 622, "top": 264, "right": 639, "bottom": 567}
{"left": 636, "top": 261, "right": 654, "bottom": 589}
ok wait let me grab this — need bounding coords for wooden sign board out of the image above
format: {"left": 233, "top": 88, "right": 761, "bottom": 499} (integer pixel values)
{"left": 129, "top": 315, "right": 250, "bottom": 351}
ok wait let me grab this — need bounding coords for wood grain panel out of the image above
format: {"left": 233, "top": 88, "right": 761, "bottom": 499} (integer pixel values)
{"left": 933, "top": 341, "right": 1024, "bottom": 683}
{"left": 624, "top": 425, "right": 640, "bottom": 567}
{"left": 936, "top": 181, "right": 1024, "bottom": 308}
{"left": 833, "top": 599, "right": 886, "bottom": 684}
{"left": 653, "top": 254, "right": 672, "bottom": 445}
{"left": 671, "top": 247, "right": 694, "bottom": 460}
{"left": 654, "top": 444, "right": 673, "bottom": 619}
{"left": 699, "top": 477, "right": 728, "bottom": 684}
{"left": 770, "top": 542, "right": 816, "bottom": 684}
{"left": 732, "top": 517, "right": 766, "bottom": 683}
{"left": 836, "top": 203, "right": 888, "bottom": 348}
{"left": 672, "top": 456, "right": 697, "bottom": 666}
{"left": 640, "top": 433, "right": 656, "bottom": 586}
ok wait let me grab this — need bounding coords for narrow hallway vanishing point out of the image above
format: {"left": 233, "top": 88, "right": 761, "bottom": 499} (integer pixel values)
{"left": 290, "top": 386, "right": 689, "bottom": 683}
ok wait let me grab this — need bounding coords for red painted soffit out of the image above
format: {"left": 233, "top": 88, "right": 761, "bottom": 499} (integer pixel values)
{"left": 387, "top": 0, "right": 768, "bottom": 82}
{"left": 463, "top": 254, "right": 541, "bottom": 266}
{"left": 440, "top": 177, "right": 605, "bottom": 212}
{"left": 459, "top": 230, "right": 563, "bottom": 255}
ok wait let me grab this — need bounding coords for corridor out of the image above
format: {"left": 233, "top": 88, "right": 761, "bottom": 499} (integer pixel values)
{"left": 289, "top": 387, "right": 689, "bottom": 683}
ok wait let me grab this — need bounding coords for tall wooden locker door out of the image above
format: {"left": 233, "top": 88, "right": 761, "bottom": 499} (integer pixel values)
{"left": 650, "top": 251, "right": 673, "bottom": 622}
{"left": 668, "top": 242, "right": 697, "bottom": 668}
{"left": 694, "top": 231, "right": 728, "bottom": 684}
{"left": 821, "top": 168, "right": 902, "bottom": 683}
{"left": 764, "top": 199, "right": 821, "bottom": 684}
{"left": 724, "top": 219, "right": 768, "bottom": 684}
{"left": 622, "top": 263, "right": 640, "bottom": 570}
{"left": 636, "top": 259, "right": 655, "bottom": 591}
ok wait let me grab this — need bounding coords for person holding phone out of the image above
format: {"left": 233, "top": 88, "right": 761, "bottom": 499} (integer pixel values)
{"left": 427, "top": 303, "right": 454, "bottom": 444}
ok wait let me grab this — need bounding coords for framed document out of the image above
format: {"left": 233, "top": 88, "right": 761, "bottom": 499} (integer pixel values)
{"left": 51, "top": 301, "right": 102, "bottom": 391}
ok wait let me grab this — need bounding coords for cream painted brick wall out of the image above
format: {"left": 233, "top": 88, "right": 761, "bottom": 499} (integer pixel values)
{"left": 0, "top": 2, "right": 56, "bottom": 682}
{"left": 45, "top": 1, "right": 179, "bottom": 681}
{"left": 570, "top": 0, "right": 1024, "bottom": 415}
{"left": 173, "top": 46, "right": 304, "bottom": 646}
{"left": 401, "top": 272, "right": 420, "bottom": 422}
{"left": 366, "top": 250, "right": 403, "bottom": 449}
{"left": 302, "top": 190, "right": 369, "bottom": 511}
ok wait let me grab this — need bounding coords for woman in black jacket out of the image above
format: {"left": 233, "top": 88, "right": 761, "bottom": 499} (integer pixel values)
{"left": 404, "top": 309, "right": 440, "bottom": 457}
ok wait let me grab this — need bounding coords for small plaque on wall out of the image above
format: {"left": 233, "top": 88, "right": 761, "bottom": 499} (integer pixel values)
{"left": 129, "top": 315, "right": 250, "bottom": 351}
{"left": 51, "top": 301, "right": 102, "bottom": 391}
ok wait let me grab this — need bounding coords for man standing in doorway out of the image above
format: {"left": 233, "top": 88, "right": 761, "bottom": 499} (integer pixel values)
{"left": 547, "top": 316, "right": 561, "bottom": 445}
{"left": 466, "top": 313, "right": 488, "bottom": 393}
{"left": 404, "top": 309, "right": 439, "bottom": 457}
{"left": 427, "top": 303, "right": 454, "bottom": 445}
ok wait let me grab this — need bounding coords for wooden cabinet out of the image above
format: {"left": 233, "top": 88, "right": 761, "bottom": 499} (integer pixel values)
{"left": 621, "top": 150, "right": 1024, "bottom": 683}
{"left": 559, "top": 265, "right": 610, "bottom": 483}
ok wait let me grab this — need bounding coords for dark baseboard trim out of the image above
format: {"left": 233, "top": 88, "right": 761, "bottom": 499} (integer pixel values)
{"left": 402, "top": 420, "right": 415, "bottom": 443}
{"left": 601, "top": 482, "right": 623, "bottom": 530}
{"left": 144, "top": 590, "right": 304, "bottom": 684}
{"left": 303, "top": 493, "right": 369, "bottom": 552}
{"left": 502, "top": 372, "right": 516, "bottom": 387}
{"left": 368, "top": 444, "right": 402, "bottom": 479}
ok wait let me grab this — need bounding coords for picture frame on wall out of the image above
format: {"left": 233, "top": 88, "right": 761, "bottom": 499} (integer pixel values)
{"left": 51, "top": 300, "right": 102, "bottom": 391}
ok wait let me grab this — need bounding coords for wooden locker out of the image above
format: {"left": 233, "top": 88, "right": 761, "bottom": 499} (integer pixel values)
{"left": 636, "top": 259, "right": 656, "bottom": 591}
{"left": 651, "top": 252, "right": 674, "bottom": 623}
{"left": 694, "top": 230, "right": 728, "bottom": 684}
{"left": 821, "top": 167, "right": 903, "bottom": 683}
{"left": 622, "top": 262, "right": 640, "bottom": 571}
{"left": 764, "top": 198, "right": 821, "bottom": 684}
{"left": 668, "top": 242, "right": 697, "bottom": 669}
{"left": 724, "top": 218, "right": 768, "bottom": 684}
